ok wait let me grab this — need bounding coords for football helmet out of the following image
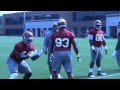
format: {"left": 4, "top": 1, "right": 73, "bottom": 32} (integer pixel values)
{"left": 23, "top": 31, "right": 34, "bottom": 45}
{"left": 94, "top": 20, "right": 102, "bottom": 30}
{"left": 57, "top": 18, "right": 67, "bottom": 29}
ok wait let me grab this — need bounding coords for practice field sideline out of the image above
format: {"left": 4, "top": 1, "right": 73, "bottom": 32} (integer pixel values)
{"left": 0, "top": 36, "right": 119, "bottom": 79}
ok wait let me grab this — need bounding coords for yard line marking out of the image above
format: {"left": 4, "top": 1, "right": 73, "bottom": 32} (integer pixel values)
{"left": 89, "top": 73, "right": 120, "bottom": 79}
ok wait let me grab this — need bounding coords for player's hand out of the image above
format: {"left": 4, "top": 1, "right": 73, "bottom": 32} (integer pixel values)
{"left": 38, "top": 48, "right": 44, "bottom": 56}
{"left": 43, "top": 49, "right": 48, "bottom": 55}
{"left": 93, "top": 50, "right": 96, "bottom": 55}
{"left": 50, "top": 53, "right": 54, "bottom": 62}
{"left": 112, "top": 50, "right": 117, "bottom": 59}
{"left": 29, "top": 49, "right": 38, "bottom": 58}
{"left": 105, "top": 49, "right": 108, "bottom": 55}
{"left": 77, "top": 54, "right": 81, "bottom": 62}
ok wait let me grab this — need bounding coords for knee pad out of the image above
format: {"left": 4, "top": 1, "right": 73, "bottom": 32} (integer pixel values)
{"left": 9, "top": 73, "right": 18, "bottom": 79}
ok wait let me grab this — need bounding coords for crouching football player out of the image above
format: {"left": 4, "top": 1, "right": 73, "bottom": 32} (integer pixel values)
{"left": 7, "top": 31, "right": 43, "bottom": 79}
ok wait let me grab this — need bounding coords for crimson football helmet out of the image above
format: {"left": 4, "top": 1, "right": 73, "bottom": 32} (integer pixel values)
{"left": 23, "top": 31, "right": 34, "bottom": 45}
{"left": 94, "top": 20, "right": 102, "bottom": 30}
{"left": 57, "top": 18, "right": 67, "bottom": 29}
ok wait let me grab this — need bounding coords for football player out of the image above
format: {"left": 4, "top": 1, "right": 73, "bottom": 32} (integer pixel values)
{"left": 50, "top": 18, "right": 81, "bottom": 79}
{"left": 43, "top": 22, "right": 62, "bottom": 79}
{"left": 88, "top": 20, "right": 108, "bottom": 78}
{"left": 7, "top": 31, "right": 43, "bottom": 79}
{"left": 112, "top": 21, "right": 120, "bottom": 67}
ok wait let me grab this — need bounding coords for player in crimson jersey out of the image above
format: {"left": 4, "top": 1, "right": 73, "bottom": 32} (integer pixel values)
{"left": 7, "top": 31, "right": 43, "bottom": 79}
{"left": 88, "top": 20, "right": 108, "bottom": 78}
{"left": 112, "top": 21, "right": 120, "bottom": 67}
{"left": 50, "top": 18, "right": 81, "bottom": 79}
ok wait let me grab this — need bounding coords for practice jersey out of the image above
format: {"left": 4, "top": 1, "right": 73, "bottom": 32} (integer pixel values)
{"left": 89, "top": 29, "right": 105, "bottom": 47}
{"left": 10, "top": 41, "right": 35, "bottom": 62}
{"left": 51, "top": 29, "right": 75, "bottom": 51}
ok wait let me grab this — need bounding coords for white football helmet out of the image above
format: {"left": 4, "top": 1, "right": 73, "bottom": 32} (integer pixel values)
{"left": 94, "top": 20, "right": 102, "bottom": 30}
{"left": 57, "top": 18, "right": 67, "bottom": 29}
{"left": 23, "top": 31, "right": 34, "bottom": 45}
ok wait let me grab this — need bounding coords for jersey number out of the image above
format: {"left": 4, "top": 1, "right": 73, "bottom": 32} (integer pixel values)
{"left": 55, "top": 38, "right": 69, "bottom": 48}
{"left": 95, "top": 34, "right": 103, "bottom": 41}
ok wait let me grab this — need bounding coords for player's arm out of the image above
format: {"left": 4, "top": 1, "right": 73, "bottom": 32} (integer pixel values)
{"left": 50, "top": 40, "right": 54, "bottom": 54}
{"left": 72, "top": 38, "right": 81, "bottom": 62}
{"left": 72, "top": 39, "right": 79, "bottom": 55}
{"left": 115, "top": 37, "right": 120, "bottom": 50}
{"left": 43, "top": 33, "right": 49, "bottom": 54}
{"left": 88, "top": 34, "right": 96, "bottom": 55}
{"left": 112, "top": 37, "right": 120, "bottom": 59}
{"left": 102, "top": 36, "right": 108, "bottom": 55}
{"left": 30, "top": 49, "right": 43, "bottom": 61}
{"left": 49, "top": 39, "right": 54, "bottom": 62}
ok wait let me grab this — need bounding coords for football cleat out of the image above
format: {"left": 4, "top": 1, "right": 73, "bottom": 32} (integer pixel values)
{"left": 50, "top": 74, "right": 52, "bottom": 79}
{"left": 97, "top": 71, "right": 107, "bottom": 76}
{"left": 58, "top": 74, "right": 62, "bottom": 79}
{"left": 88, "top": 72, "right": 95, "bottom": 78}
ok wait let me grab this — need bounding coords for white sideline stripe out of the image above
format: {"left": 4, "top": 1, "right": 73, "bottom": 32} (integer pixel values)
{"left": 89, "top": 73, "right": 120, "bottom": 79}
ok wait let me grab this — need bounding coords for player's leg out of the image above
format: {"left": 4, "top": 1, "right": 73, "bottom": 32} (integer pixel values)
{"left": 7, "top": 57, "right": 19, "bottom": 79}
{"left": 52, "top": 51, "right": 63, "bottom": 79}
{"left": 48, "top": 53, "right": 53, "bottom": 79}
{"left": 63, "top": 51, "right": 74, "bottom": 79}
{"left": 48, "top": 52, "right": 62, "bottom": 79}
{"left": 115, "top": 50, "right": 120, "bottom": 67}
{"left": 19, "top": 60, "right": 32, "bottom": 79}
{"left": 57, "top": 67, "right": 62, "bottom": 79}
{"left": 96, "top": 47, "right": 106, "bottom": 76}
{"left": 88, "top": 48, "right": 98, "bottom": 78}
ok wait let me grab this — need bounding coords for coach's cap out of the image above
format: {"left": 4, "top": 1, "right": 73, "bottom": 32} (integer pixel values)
{"left": 52, "top": 22, "right": 57, "bottom": 26}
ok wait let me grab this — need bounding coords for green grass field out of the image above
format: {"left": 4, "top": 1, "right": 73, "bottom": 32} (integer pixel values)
{"left": 0, "top": 36, "right": 120, "bottom": 79}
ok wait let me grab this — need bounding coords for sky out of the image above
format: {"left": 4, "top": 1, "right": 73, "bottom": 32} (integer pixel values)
{"left": 0, "top": 11, "right": 29, "bottom": 16}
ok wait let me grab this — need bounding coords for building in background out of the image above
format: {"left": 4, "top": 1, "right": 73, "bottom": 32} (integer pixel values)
{"left": 3, "top": 11, "right": 120, "bottom": 37}
{"left": 0, "top": 16, "right": 3, "bottom": 35}
{"left": 106, "top": 14, "right": 120, "bottom": 38}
